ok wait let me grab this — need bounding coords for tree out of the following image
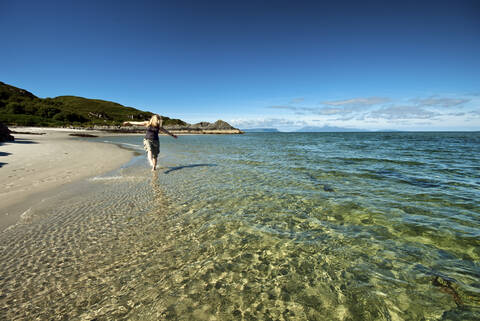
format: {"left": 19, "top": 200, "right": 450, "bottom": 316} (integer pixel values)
{"left": 24, "top": 104, "right": 38, "bottom": 115}
{"left": 6, "top": 102, "right": 25, "bottom": 114}
{"left": 0, "top": 90, "right": 10, "bottom": 100}
{"left": 53, "top": 111, "right": 87, "bottom": 123}
{"left": 36, "top": 106, "right": 61, "bottom": 118}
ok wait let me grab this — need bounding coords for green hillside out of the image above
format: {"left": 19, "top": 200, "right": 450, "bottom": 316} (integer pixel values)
{"left": 0, "top": 81, "right": 186, "bottom": 127}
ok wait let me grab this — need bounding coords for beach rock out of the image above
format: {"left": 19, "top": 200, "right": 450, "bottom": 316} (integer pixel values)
{"left": 0, "top": 122, "right": 14, "bottom": 142}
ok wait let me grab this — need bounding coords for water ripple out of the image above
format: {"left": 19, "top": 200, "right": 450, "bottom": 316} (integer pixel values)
{"left": 1, "top": 132, "right": 479, "bottom": 320}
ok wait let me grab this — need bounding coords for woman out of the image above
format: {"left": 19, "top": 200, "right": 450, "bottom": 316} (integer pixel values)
{"left": 123, "top": 114, "right": 177, "bottom": 171}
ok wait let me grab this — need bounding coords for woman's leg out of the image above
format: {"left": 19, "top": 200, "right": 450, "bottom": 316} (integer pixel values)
{"left": 152, "top": 156, "right": 157, "bottom": 171}
{"left": 147, "top": 151, "right": 154, "bottom": 168}
{"left": 151, "top": 141, "right": 159, "bottom": 171}
{"left": 145, "top": 139, "right": 155, "bottom": 169}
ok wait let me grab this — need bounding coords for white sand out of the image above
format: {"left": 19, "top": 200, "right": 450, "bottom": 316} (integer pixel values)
{"left": 0, "top": 128, "right": 135, "bottom": 229}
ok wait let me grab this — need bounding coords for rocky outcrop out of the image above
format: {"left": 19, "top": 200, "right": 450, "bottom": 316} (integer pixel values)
{"left": 0, "top": 122, "right": 14, "bottom": 142}
{"left": 87, "top": 112, "right": 111, "bottom": 119}
{"left": 207, "top": 120, "right": 236, "bottom": 130}
{"left": 164, "top": 120, "right": 243, "bottom": 134}
{"left": 190, "top": 122, "right": 211, "bottom": 129}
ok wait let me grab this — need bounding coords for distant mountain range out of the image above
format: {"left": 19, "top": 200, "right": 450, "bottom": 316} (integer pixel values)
{"left": 295, "top": 126, "right": 404, "bottom": 132}
{"left": 295, "top": 125, "right": 370, "bottom": 132}
{"left": 240, "top": 126, "right": 405, "bottom": 133}
{"left": 242, "top": 128, "right": 280, "bottom": 132}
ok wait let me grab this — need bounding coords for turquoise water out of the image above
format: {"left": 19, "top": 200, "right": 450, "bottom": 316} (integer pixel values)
{"left": 1, "top": 132, "right": 479, "bottom": 320}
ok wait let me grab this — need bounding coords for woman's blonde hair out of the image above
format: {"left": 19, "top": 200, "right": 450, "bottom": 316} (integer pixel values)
{"left": 147, "top": 114, "right": 162, "bottom": 128}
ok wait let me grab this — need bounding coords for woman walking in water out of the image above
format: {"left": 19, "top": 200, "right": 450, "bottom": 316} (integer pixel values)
{"left": 123, "top": 114, "right": 177, "bottom": 171}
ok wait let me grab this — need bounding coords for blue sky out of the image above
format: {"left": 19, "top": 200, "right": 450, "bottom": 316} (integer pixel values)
{"left": 1, "top": 0, "right": 479, "bottom": 131}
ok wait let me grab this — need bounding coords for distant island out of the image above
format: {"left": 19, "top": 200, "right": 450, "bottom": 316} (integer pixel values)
{"left": 0, "top": 81, "right": 242, "bottom": 134}
{"left": 294, "top": 125, "right": 407, "bottom": 132}
{"left": 242, "top": 128, "right": 280, "bottom": 132}
{"left": 296, "top": 125, "right": 370, "bottom": 132}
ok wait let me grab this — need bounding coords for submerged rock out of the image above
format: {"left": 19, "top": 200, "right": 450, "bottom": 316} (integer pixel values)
{"left": 69, "top": 133, "right": 98, "bottom": 137}
{"left": 323, "top": 185, "right": 335, "bottom": 192}
{"left": 432, "top": 276, "right": 463, "bottom": 306}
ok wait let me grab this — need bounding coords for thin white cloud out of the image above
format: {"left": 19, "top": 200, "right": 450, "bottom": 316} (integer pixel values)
{"left": 267, "top": 105, "right": 320, "bottom": 113}
{"left": 449, "top": 112, "right": 466, "bottom": 116}
{"left": 268, "top": 105, "right": 295, "bottom": 110}
{"left": 289, "top": 97, "right": 305, "bottom": 104}
{"left": 257, "top": 94, "right": 478, "bottom": 130}
{"left": 268, "top": 105, "right": 369, "bottom": 117}
{"left": 368, "top": 106, "right": 439, "bottom": 120}
{"left": 230, "top": 118, "right": 307, "bottom": 129}
{"left": 269, "top": 96, "right": 390, "bottom": 115}
{"left": 313, "top": 107, "right": 343, "bottom": 115}
{"left": 322, "top": 97, "right": 390, "bottom": 107}
{"left": 412, "top": 97, "right": 470, "bottom": 108}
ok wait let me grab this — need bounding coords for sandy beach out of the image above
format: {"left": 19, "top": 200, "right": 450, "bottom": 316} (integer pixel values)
{"left": 0, "top": 128, "right": 135, "bottom": 230}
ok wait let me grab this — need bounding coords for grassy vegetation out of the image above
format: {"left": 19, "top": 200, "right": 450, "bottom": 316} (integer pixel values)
{"left": 0, "top": 81, "right": 186, "bottom": 127}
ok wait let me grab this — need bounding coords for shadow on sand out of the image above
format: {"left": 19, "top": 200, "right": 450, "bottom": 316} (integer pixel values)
{"left": 0, "top": 151, "right": 11, "bottom": 168}
{"left": 10, "top": 138, "right": 38, "bottom": 144}
{"left": 164, "top": 163, "right": 217, "bottom": 174}
{"left": 0, "top": 138, "right": 38, "bottom": 146}
{"left": 0, "top": 139, "right": 36, "bottom": 167}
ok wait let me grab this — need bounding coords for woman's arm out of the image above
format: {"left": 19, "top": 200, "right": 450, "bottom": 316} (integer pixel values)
{"left": 160, "top": 127, "right": 178, "bottom": 139}
{"left": 123, "top": 121, "right": 148, "bottom": 126}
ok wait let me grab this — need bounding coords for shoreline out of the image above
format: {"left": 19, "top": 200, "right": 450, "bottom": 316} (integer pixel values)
{"left": 8, "top": 125, "right": 244, "bottom": 135}
{"left": 0, "top": 128, "right": 136, "bottom": 230}
{"left": 8, "top": 125, "right": 243, "bottom": 135}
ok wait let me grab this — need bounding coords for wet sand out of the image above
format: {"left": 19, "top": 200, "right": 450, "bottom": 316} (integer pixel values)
{"left": 0, "top": 128, "right": 135, "bottom": 230}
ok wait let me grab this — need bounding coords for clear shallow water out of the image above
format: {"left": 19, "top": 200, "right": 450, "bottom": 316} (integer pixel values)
{"left": 1, "top": 132, "right": 479, "bottom": 320}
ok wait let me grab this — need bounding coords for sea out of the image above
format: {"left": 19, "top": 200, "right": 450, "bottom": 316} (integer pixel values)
{"left": 1, "top": 132, "right": 479, "bottom": 320}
